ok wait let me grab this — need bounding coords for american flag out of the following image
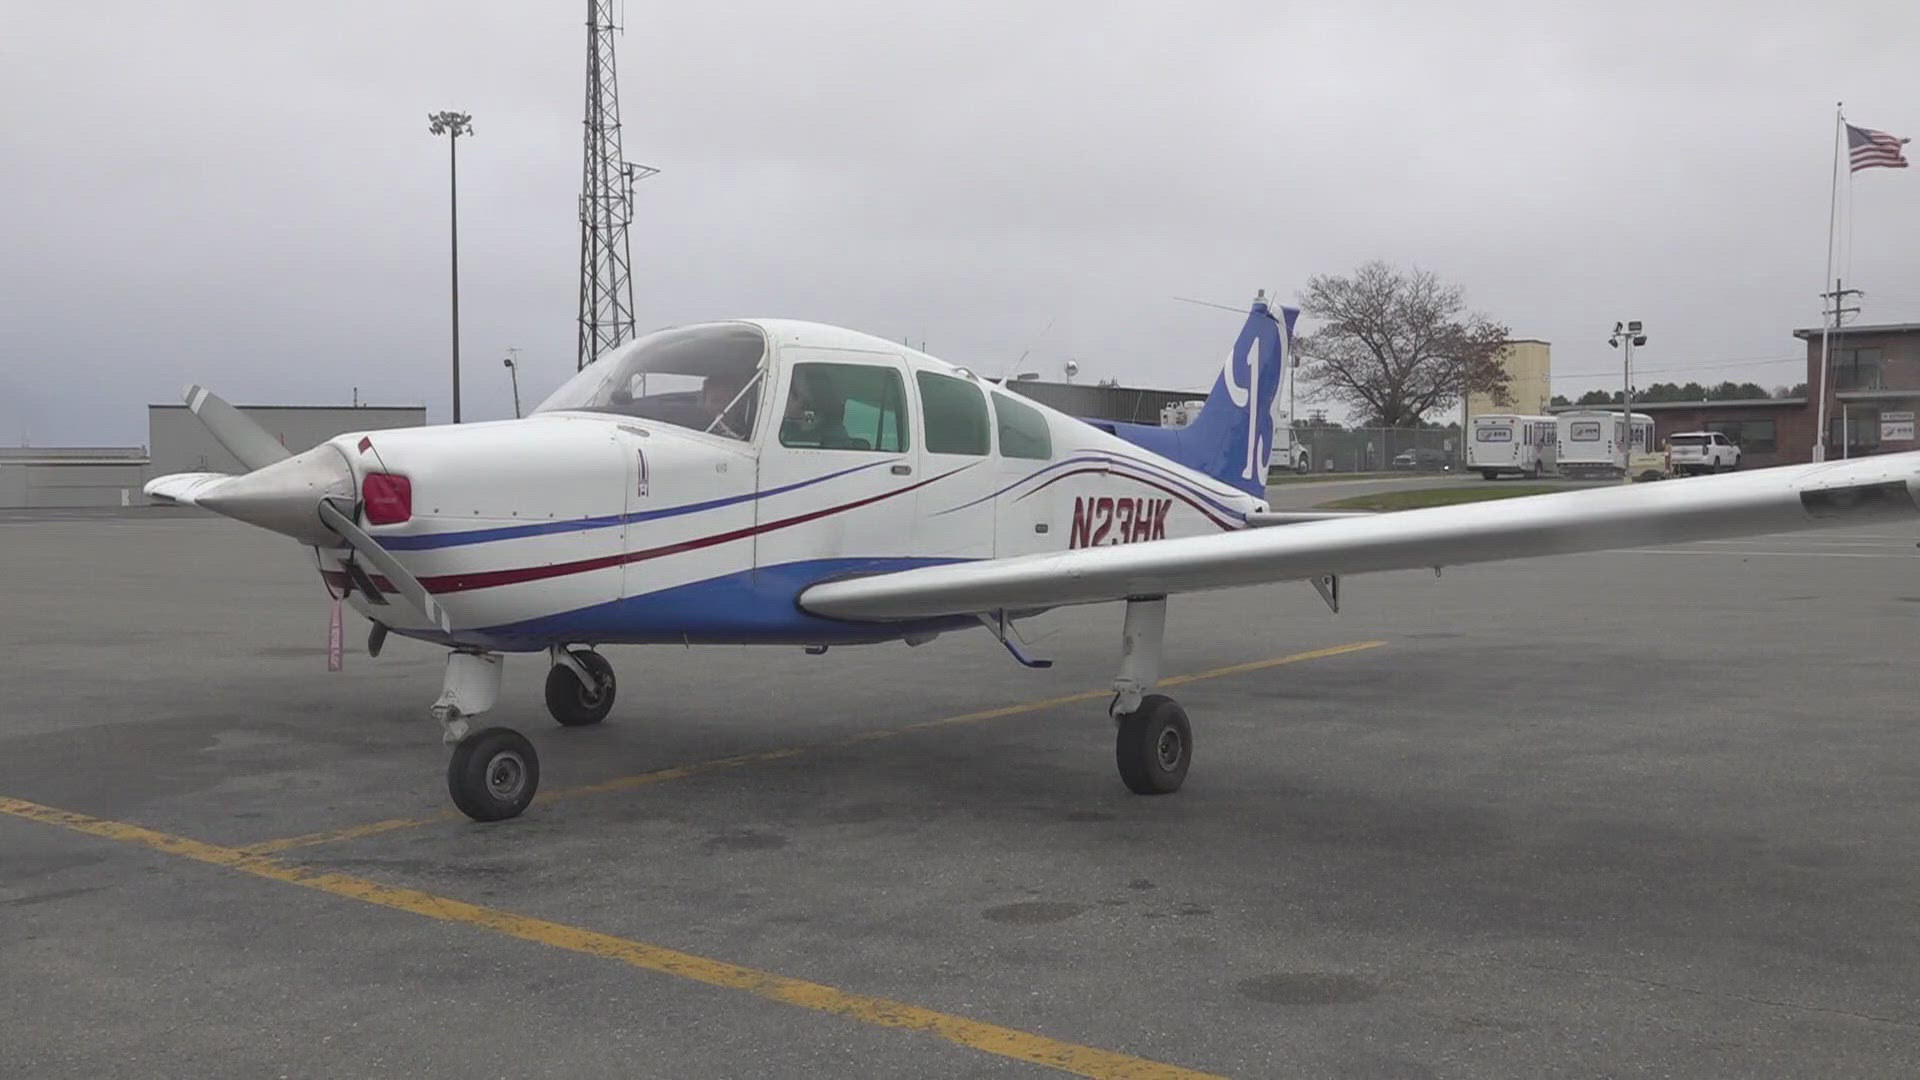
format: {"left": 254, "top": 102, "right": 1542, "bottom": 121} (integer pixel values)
{"left": 1847, "top": 123, "right": 1910, "bottom": 172}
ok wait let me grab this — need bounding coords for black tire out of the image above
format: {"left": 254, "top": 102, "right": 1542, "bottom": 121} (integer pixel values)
{"left": 447, "top": 727, "right": 539, "bottom": 822}
{"left": 1481, "top": 470, "right": 1497, "bottom": 481}
{"left": 545, "top": 651, "right": 615, "bottom": 727}
{"left": 1115, "top": 694, "right": 1192, "bottom": 795}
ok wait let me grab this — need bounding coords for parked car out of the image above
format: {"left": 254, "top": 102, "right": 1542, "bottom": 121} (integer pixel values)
{"left": 1391, "top": 447, "right": 1453, "bottom": 472}
{"left": 1628, "top": 450, "right": 1672, "bottom": 482}
{"left": 1667, "top": 432, "right": 1741, "bottom": 475}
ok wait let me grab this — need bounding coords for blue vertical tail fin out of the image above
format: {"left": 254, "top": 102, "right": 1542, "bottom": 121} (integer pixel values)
{"left": 1100, "top": 294, "right": 1295, "bottom": 499}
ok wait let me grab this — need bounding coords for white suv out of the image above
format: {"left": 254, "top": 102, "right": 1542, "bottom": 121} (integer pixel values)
{"left": 1667, "top": 431, "right": 1741, "bottom": 475}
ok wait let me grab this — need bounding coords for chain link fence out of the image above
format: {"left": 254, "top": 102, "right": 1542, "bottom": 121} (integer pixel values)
{"left": 1286, "top": 426, "right": 1465, "bottom": 474}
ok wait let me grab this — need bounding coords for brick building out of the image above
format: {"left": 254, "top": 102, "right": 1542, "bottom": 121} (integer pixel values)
{"left": 1553, "top": 321, "right": 1920, "bottom": 467}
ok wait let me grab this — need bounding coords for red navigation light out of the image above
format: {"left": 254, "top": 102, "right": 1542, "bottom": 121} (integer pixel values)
{"left": 361, "top": 472, "right": 412, "bottom": 525}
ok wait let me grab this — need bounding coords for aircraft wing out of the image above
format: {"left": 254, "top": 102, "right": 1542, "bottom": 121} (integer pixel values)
{"left": 801, "top": 455, "right": 1920, "bottom": 621}
{"left": 143, "top": 472, "right": 232, "bottom": 507}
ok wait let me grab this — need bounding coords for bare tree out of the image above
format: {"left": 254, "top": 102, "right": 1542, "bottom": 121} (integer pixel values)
{"left": 1297, "top": 261, "right": 1512, "bottom": 428}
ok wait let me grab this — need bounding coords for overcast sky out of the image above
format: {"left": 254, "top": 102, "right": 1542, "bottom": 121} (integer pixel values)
{"left": 5, "top": 1, "right": 1918, "bottom": 444}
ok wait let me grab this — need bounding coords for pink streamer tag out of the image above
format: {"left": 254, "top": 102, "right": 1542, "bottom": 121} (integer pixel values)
{"left": 327, "top": 598, "right": 344, "bottom": 672}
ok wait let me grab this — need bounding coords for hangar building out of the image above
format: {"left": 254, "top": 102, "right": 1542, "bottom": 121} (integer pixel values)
{"left": 147, "top": 403, "right": 426, "bottom": 479}
{"left": 0, "top": 446, "right": 151, "bottom": 508}
{"left": 0, "top": 404, "right": 427, "bottom": 509}
{"left": 1001, "top": 379, "right": 1199, "bottom": 425}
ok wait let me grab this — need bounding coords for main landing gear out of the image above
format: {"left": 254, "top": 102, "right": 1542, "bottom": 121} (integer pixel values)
{"left": 430, "top": 646, "right": 618, "bottom": 822}
{"left": 1109, "top": 596, "right": 1191, "bottom": 795}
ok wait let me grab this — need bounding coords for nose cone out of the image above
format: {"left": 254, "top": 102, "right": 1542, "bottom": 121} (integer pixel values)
{"left": 198, "top": 443, "right": 355, "bottom": 546}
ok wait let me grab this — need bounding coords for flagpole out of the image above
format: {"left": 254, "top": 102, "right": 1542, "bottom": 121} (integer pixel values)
{"left": 1814, "top": 101, "right": 1843, "bottom": 463}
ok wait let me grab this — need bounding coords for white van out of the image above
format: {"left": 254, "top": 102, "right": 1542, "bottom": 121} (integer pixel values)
{"left": 1469, "top": 414, "right": 1557, "bottom": 480}
{"left": 1557, "top": 410, "right": 1654, "bottom": 478}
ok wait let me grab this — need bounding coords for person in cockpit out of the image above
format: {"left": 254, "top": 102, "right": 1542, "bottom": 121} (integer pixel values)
{"left": 700, "top": 373, "right": 753, "bottom": 439}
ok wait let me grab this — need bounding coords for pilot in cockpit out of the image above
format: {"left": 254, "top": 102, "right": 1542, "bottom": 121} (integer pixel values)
{"left": 700, "top": 374, "right": 752, "bottom": 439}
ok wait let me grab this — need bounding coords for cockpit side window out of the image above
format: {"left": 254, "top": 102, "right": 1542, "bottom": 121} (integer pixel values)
{"left": 532, "top": 323, "right": 767, "bottom": 440}
{"left": 916, "top": 371, "right": 990, "bottom": 456}
{"left": 779, "top": 363, "right": 908, "bottom": 452}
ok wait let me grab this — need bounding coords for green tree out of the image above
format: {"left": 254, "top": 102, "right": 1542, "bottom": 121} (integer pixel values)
{"left": 1297, "top": 261, "right": 1513, "bottom": 427}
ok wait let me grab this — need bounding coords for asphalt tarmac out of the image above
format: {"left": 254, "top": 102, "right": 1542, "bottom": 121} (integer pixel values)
{"left": 3, "top": 505, "right": 1918, "bottom": 1078}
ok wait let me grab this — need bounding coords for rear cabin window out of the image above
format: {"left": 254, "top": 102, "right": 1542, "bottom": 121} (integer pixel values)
{"left": 1569, "top": 422, "right": 1601, "bottom": 441}
{"left": 916, "top": 371, "right": 990, "bottom": 455}
{"left": 780, "top": 363, "right": 908, "bottom": 452}
{"left": 1476, "top": 427, "right": 1512, "bottom": 442}
{"left": 992, "top": 393, "right": 1052, "bottom": 460}
{"left": 1671, "top": 435, "right": 1708, "bottom": 447}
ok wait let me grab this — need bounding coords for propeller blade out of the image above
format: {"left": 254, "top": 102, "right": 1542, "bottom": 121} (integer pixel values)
{"left": 143, "top": 471, "right": 232, "bottom": 506}
{"left": 316, "top": 500, "right": 452, "bottom": 634}
{"left": 184, "top": 384, "right": 291, "bottom": 472}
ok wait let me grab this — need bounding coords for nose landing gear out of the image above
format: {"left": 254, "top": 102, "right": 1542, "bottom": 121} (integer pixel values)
{"left": 447, "top": 726, "right": 540, "bottom": 822}
{"left": 432, "top": 650, "right": 540, "bottom": 822}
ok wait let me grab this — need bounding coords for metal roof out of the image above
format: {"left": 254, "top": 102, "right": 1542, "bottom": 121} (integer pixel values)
{"left": 145, "top": 403, "right": 426, "bottom": 411}
{"left": 1791, "top": 322, "right": 1920, "bottom": 339}
{"left": 1549, "top": 398, "right": 1804, "bottom": 412}
{"left": 0, "top": 446, "right": 147, "bottom": 463}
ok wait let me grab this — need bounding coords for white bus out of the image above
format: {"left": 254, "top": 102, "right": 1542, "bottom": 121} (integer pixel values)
{"left": 1556, "top": 410, "right": 1654, "bottom": 477}
{"left": 1469, "top": 414, "right": 1557, "bottom": 480}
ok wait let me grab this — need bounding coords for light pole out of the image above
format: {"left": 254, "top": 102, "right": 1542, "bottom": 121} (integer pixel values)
{"left": 428, "top": 110, "right": 474, "bottom": 422}
{"left": 503, "top": 347, "right": 522, "bottom": 419}
{"left": 1608, "top": 320, "right": 1646, "bottom": 482}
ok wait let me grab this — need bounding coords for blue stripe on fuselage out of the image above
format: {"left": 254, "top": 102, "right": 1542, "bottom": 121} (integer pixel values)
{"left": 391, "top": 557, "right": 980, "bottom": 652}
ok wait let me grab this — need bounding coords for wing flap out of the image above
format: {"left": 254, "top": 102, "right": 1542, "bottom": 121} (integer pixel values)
{"left": 801, "top": 456, "right": 1920, "bottom": 621}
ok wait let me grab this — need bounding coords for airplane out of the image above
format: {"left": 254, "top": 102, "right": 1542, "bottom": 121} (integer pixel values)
{"left": 147, "top": 295, "right": 1920, "bottom": 823}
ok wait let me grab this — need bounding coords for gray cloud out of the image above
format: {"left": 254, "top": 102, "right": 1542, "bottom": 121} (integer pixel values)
{"left": 5, "top": 0, "right": 1917, "bottom": 444}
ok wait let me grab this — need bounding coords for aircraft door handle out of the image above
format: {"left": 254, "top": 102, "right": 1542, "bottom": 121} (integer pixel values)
{"left": 891, "top": 464, "right": 912, "bottom": 475}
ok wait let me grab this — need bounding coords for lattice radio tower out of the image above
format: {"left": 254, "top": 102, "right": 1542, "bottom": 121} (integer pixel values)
{"left": 576, "top": 0, "right": 657, "bottom": 371}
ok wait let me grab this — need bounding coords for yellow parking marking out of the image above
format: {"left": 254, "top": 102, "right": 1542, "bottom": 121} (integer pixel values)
{"left": 0, "top": 794, "right": 1223, "bottom": 1080}
{"left": 241, "top": 639, "right": 1389, "bottom": 855}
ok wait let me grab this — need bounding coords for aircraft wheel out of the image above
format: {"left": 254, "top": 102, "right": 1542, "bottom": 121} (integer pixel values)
{"left": 447, "top": 727, "right": 539, "bottom": 821}
{"left": 1115, "top": 694, "right": 1192, "bottom": 795}
{"left": 545, "top": 651, "right": 615, "bottom": 727}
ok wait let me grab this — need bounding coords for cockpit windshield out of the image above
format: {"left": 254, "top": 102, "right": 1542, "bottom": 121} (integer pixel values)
{"left": 533, "top": 323, "right": 767, "bottom": 440}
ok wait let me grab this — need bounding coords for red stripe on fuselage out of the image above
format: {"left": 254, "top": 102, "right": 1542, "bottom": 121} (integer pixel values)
{"left": 327, "top": 465, "right": 969, "bottom": 597}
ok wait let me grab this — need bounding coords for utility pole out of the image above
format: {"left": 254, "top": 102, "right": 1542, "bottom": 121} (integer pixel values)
{"left": 1609, "top": 320, "right": 1646, "bottom": 482}
{"left": 1814, "top": 278, "right": 1863, "bottom": 461}
{"left": 577, "top": 0, "right": 657, "bottom": 371}
{"left": 428, "top": 111, "right": 474, "bottom": 422}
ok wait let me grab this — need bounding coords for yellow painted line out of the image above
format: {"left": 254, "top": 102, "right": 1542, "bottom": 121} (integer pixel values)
{"left": 0, "top": 794, "right": 1223, "bottom": 1080}
{"left": 239, "top": 813, "right": 455, "bottom": 856}
{"left": 242, "top": 639, "right": 1390, "bottom": 855}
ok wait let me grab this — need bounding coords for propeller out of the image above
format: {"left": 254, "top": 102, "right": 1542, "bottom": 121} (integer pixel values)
{"left": 153, "top": 385, "right": 453, "bottom": 636}
{"left": 317, "top": 500, "right": 452, "bottom": 634}
{"left": 184, "top": 384, "right": 292, "bottom": 471}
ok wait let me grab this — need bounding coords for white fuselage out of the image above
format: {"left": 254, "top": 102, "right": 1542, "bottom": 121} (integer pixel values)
{"left": 318, "top": 321, "right": 1265, "bottom": 651}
